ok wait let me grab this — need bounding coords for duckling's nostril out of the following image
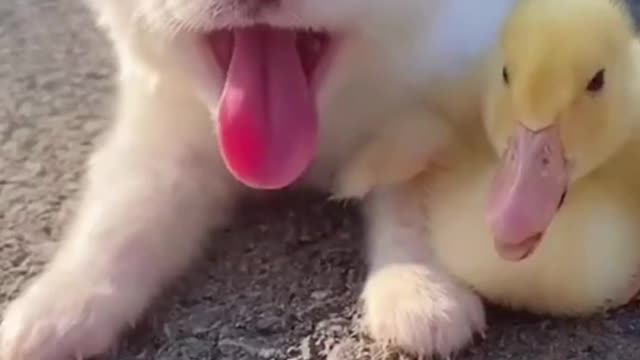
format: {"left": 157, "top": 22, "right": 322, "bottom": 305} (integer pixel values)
{"left": 541, "top": 156, "right": 550, "bottom": 166}
{"left": 539, "top": 142, "right": 556, "bottom": 168}
{"left": 505, "top": 137, "right": 518, "bottom": 163}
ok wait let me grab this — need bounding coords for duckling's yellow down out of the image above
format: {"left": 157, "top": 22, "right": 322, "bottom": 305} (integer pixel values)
{"left": 338, "top": 0, "right": 640, "bottom": 315}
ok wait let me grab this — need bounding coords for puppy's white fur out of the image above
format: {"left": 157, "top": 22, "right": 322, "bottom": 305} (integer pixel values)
{"left": 0, "top": 0, "right": 518, "bottom": 358}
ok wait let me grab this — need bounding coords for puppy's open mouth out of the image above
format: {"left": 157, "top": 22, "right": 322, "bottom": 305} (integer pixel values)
{"left": 197, "top": 26, "right": 336, "bottom": 190}
{"left": 207, "top": 28, "right": 332, "bottom": 87}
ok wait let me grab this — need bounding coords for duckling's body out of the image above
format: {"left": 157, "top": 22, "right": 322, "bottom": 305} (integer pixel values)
{"left": 422, "top": 119, "right": 640, "bottom": 315}
{"left": 340, "top": 0, "right": 640, "bottom": 317}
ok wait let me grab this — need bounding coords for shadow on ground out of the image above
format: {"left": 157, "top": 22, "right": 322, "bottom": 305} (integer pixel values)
{"left": 114, "top": 191, "right": 640, "bottom": 360}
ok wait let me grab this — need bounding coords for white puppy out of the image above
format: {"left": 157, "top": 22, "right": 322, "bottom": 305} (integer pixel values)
{"left": 0, "top": 0, "right": 518, "bottom": 359}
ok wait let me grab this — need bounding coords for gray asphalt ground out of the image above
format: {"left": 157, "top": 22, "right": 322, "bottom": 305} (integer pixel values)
{"left": 2, "top": 1, "right": 640, "bottom": 359}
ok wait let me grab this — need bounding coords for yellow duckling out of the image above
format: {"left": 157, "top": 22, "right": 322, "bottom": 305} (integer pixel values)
{"left": 340, "top": 0, "right": 640, "bottom": 317}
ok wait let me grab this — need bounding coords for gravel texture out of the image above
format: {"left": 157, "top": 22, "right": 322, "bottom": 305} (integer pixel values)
{"left": 1, "top": 0, "right": 640, "bottom": 359}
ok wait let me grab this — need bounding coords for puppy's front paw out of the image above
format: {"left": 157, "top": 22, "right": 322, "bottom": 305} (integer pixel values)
{"left": 361, "top": 264, "right": 486, "bottom": 358}
{"left": 0, "top": 271, "right": 129, "bottom": 360}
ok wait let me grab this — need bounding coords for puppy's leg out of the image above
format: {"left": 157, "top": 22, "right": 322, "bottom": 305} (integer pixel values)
{"left": 361, "top": 185, "right": 486, "bottom": 357}
{"left": 334, "top": 109, "right": 451, "bottom": 199}
{"left": 0, "top": 90, "right": 239, "bottom": 359}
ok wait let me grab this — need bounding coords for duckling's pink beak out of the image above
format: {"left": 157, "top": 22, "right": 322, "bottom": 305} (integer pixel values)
{"left": 487, "top": 124, "right": 569, "bottom": 261}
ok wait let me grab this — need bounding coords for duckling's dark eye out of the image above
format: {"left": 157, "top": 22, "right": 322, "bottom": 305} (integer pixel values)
{"left": 502, "top": 66, "right": 510, "bottom": 85}
{"left": 586, "top": 69, "right": 605, "bottom": 92}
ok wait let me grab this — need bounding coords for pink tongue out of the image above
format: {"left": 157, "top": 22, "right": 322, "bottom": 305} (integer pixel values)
{"left": 218, "top": 28, "right": 318, "bottom": 189}
{"left": 487, "top": 125, "right": 569, "bottom": 261}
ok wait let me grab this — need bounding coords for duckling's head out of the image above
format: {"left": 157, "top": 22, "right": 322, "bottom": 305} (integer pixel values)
{"left": 484, "top": 0, "right": 638, "bottom": 261}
